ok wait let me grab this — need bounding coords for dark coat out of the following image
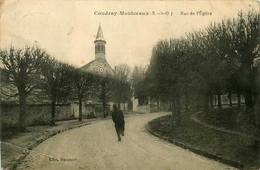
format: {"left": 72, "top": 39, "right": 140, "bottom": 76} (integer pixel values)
{"left": 112, "top": 109, "right": 125, "bottom": 129}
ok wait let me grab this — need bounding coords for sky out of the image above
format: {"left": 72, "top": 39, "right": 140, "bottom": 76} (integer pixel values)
{"left": 1, "top": 0, "right": 259, "bottom": 69}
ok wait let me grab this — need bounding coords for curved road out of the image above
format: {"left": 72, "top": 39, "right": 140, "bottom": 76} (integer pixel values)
{"left": 18, "top": 113, "right": 235, "bottom": 170}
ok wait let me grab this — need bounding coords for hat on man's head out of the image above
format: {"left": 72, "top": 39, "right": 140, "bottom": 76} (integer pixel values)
{"left": 113, "top": 104, "right": 117, "bottom": 110}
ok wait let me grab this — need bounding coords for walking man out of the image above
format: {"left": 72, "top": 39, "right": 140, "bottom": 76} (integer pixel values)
{"left": 112, "top": 104, "right": 125, "bottom": 141}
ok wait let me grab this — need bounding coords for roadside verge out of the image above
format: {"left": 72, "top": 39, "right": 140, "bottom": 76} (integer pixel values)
{"left": 1, "top": 119, "right": 92, "bottom": 169}
{"left": 146, "top": 113, "right": 256, "bottom": 169}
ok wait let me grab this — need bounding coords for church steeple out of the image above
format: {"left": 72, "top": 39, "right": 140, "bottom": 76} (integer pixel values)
{"left": 80, "top": 24, "right": 115, "bottom": 77}
{"left": 94, "top": 24, "right": 106, "bottom": 60}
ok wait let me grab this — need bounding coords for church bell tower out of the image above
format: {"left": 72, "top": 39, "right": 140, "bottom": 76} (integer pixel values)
{"left": 94, "top": 24, "right": 106, "bottom": 60}
{"left": 80, "top": 24, "right": 114, "bottom": 77}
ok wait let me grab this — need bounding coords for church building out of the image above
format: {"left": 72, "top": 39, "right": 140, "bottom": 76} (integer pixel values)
{"left": 72, "top": 25, "right": 116, "bottom": 118}
{"left": 80, "top": 24, "right": 115, "bottom": 77}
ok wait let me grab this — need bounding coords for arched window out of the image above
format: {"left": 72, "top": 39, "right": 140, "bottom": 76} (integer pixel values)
{"left": 98, "top": 44, "right": 100, "bottom": 52}
{"left": 101, "top": 45, "right": 104, "bottom": 52}
{"left": 95, "top": 46, "right": 97, "bottom": 53}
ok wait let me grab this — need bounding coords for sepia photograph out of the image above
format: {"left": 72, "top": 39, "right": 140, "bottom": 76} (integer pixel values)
{"left": 0, "top": 0, "right": 259, "bottom": 169}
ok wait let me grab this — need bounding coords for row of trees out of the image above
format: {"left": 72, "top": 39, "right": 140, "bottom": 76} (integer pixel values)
{"left": 144, "top": 11, "right": 259, "bottom": 120}
{"left": 0, "top": 46, "right": 132, "bottom": 129}
{"left": 131, "top": 66, "right": 148, "bottom": 105}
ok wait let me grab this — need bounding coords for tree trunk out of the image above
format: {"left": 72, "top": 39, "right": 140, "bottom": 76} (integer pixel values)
{"left": 79, "top": 96, "right": 83, "bottom": 121}
{"left": 228, "top": 90, "right": 232, "bottom": 107}
{"left": 156, "top": 97, "right": 159, "bottom": 111}
{"left": 244, "top": 90, "right": 254, "bottom": 110}
{"left": 173, "top": 91, "right": 181, "bottom": 123}
{"left": 217, "top": 93, "right": 222, "bottom": 108}
{"left": 101, "top": 79, "right": 107, "bottom": 115}
{"left": 19, "top": 94, "right": 27, "bottom": 131}
{"left": 237, "top": 93, "right": 241, "bottom": 108}
{"left": 210, "top": 93, "right": 214, "bottom": 108}
{"left": 103, "top": 99, "right": 107, "bottom": 115}
{"left": 176, "top": 95, "right": 181, "bottom": 124}
{"left": 203, "top": 93, "right": 209, "bottom": 111}
{"left": 118, "top": 101, "right": 120, "bottom": 109}
{"left": 254, "top": 103, "right": 260, "bottom": 131}
{"left": 169, "top": 98, "right": 173, "bottom": 112}
{"left": 214, "top": 94, "right": 217, "bottom": 107}
{"left": 197, "top": 94, "right": 202, "bottom": 111}
{"left": 171, "top": 97, "right": 175, "bottom": 118}
{"left": 51, "top": 99, "right": 56, "bottom": 126}
{"left": 254, "top": 93, "right": 259, "bottom": 105}
{"left": 185, "top": 92, "right": 190, "bottom": 111}
{"left": 241, "top": 61, "right": 254, "bottom": 110}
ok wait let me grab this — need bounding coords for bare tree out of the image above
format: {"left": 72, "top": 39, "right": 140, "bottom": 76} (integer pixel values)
{"left": 72, "top": 70, "right": 94, "bottom": 121}
{"left": 232, "top": 11, "right": 260, "bottom": 109}
{"left": 40, "top": 55, "right": 73, "bottom": 126}
{"left": 115, "top": 64, "right": 131, "bottom": 82}
{"left": 114, "top": 64, "right": 132, "bottom": 109}
{"left": 131, "top": 66, "right": 148, "bottom": 105}
{"left": 0, "top": 46, "right": 45, "bottom": 130}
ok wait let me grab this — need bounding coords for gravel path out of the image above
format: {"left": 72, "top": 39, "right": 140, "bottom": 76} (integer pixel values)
{"left": 17, "top": 112, "right": 236, "bottom": 170}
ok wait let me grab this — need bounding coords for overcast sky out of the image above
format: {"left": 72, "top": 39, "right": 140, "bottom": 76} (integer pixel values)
{"left": 1, "top": 0, "right": 259, "bottom": 69}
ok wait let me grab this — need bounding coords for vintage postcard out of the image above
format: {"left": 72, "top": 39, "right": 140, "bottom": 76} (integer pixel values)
{"left": 1, "top": 0, "right": 259, "bottom": 169}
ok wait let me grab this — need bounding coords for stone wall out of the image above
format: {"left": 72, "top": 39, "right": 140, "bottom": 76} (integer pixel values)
{"left": 1, "top": 104, "right": 73, "bottom": 128}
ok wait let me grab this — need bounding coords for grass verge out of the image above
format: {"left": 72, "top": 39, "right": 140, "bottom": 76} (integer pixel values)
{"left": 1, "top": 119, "right": 92, "bottom": 169}
{"left": 148, "top": 111, "right": 259, "bottom": 169}
{"left": 196, "top": 108, "right": 259, "bottom": 138}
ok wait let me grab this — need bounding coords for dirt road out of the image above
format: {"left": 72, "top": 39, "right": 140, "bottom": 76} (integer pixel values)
{"left": 17, "top": 112, "right": 235, "bottom": 170}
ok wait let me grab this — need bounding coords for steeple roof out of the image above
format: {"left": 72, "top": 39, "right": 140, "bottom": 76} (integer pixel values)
{"left": 95, "top": 24, "right": 105, "bottom": 41}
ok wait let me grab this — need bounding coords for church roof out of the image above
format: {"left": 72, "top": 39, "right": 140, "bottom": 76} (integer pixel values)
{"left": 95, "top": 24, "right": 105, "bottom": 42}
{"left": 80, "top": 60, "right": 95, "bottom": 70}
{"left": 80, "top": 59, "right": 115, "bottom": 77}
